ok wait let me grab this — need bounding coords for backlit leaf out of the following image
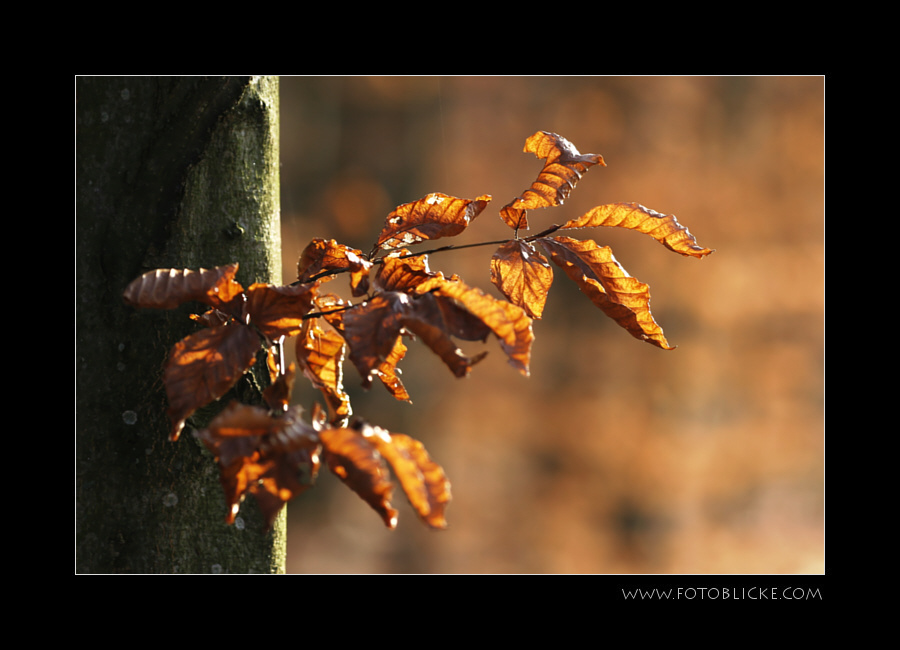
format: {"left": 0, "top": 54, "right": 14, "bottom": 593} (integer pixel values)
{"left": 500, "top": 131, "right": 606, "bottom": 231}
{"left": 376, "top": 193, "right": 491, "bottom": 250}
{"left": 296, "top": 320, "right": 352, "bottom": 423}
{"left": 163, "top": 321, "right": 261, "bottom": 440}
{"left": 560, "top": 202, "right": 715, "bottom": 259}
{"left": 538, "top": 236, "right": 674, "bottom": 350}
{"left": 365, "top": 426, "right": 451, "bottom": 529}
{"left": 490, "top": 239, "right": 554, "bottom": 319}
{"left": 245, "top": 281, "right": 318, "bottom": 339}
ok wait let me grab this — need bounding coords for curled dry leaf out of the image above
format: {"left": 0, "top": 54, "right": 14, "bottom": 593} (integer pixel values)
{"left": 490, "top": 240, "right": 554, "bottom": 319}
{"left": 561, "top": 202, "right": 715, "bottom": 259}
{"left": 164, "top": 321, "right": 261, "bottom": 440}
{"left": 500, "top": 131, "right": 606, "bottom": 231}
{"left": 123, "top": 263, "right": 245, "bottom": 312}
{"left": 538, "top": 236, "right": 673, "bottom": 350}
{"left": 376, "top": 193, "right": 491, "bottom": 250}
{"left": 297, "top": 238, "right": 372, "bottom": 297}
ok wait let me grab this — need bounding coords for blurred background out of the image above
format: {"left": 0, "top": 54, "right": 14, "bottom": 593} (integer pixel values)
{"left": 278, "top": 76, "right": 824, "bottom": 574}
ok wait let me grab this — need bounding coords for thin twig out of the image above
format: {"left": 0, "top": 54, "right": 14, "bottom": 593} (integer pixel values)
{"left": 297, "top": 224, "right": 566, "bottom": 288}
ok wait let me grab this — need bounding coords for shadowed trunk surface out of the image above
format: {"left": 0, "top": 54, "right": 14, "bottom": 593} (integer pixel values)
{"left": 76, "top": 76, "right": 285, "bottom": 574}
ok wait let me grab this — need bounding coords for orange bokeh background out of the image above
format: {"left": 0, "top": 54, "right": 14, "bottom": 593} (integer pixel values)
{"left": 278, "top": 76, "right": 824, "bottom": 574}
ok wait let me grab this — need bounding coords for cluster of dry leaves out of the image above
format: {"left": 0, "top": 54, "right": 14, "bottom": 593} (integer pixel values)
{"left": 123, "top": 131, "right": 713, "bottom": 531}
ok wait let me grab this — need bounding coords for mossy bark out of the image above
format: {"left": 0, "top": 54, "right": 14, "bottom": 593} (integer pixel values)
{"left": 76, "top": 76, "right": 285, "bottom": 573}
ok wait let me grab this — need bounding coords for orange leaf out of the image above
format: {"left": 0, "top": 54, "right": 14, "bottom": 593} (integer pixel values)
{"left": 163, "top": 321, "right": 261, "bottom": 440}
{"left": 376, "top": 193, "right": 491, "bottom": 250}
{"left": 245, "top": 281, "right": 318, "bottom": 339}
{"left": 538, "top": 236, "right": 674, "bottom": 350}
{"left": 560, "top": 202, "right": 715, "bottom": 259}
{"left": 297, "top": 238, "right": 372, "bottom": 297}
{"left": 318, "top": 426, "right": 398, "bottom": 529}
{"left": 123, "top": 263, "right": 244, "bottom": 313}
{"left": 296, "top": 320, "right": 352, "bottom": 423}
{"left": 490, "top": 240, "right": 554, "bottom": 319}
{"left": 500, "top": 131, "right": 606, "bottom": 231}
{"left": 376, "top": 337, "right": 412, "bottom": 403}
{"left": 365, "top": 426, "right": 451, "bottom": 529}
{"left": 415, "top": 274, "right": 534, "bottom": 376}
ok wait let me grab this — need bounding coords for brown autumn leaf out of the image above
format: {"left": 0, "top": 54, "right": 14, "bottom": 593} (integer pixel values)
{"left": 500, "top": 131, "right": 606, "bottom": 231}
{"left": 296, "top": 319, "right": 352, "bottom": 423}
{"left": 490, "top": 239, "right": 554, "bottom": 319}
{"left": 414, "top": 274, "right": 534, "bottom": 376}
{"left": 318, "top": 425, "right": 399, "bottom": 529}
{"left": 560, "top": 202, "right": 715, "bottom": 259}
{"left": 537, "top": 236, "right": 674, "bottom": 350}
{"left": 244, "top": 281, "right": 318, "bottom": 339}
{"left": 297, "top": 238, "right": 372, "bottom": 297}
{"left": 333, "top": 292, "right": 410, "bottom": 389}
{"left": 163, "top": 320, "right": 262, "bottom": 440}
{"left": 364, "top": 425, "right": 451, "bottom": 530}
{"left": 196, "top": 401, "right": 321, "bottom": 529}
{"left": 376, "top": 193, "right": 492, "bottom": 250}
{"left": 123, "top": 263, "right": 246, "bottom": 313}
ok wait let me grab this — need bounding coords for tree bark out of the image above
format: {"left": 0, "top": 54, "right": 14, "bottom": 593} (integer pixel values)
{"left": 76, "top": 76, "right": 285, "bottom": 573}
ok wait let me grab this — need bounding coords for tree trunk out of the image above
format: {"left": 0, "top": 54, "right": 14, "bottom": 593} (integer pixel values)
{"left": 76, "top": 76, "right": 285, "bottom": 573}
